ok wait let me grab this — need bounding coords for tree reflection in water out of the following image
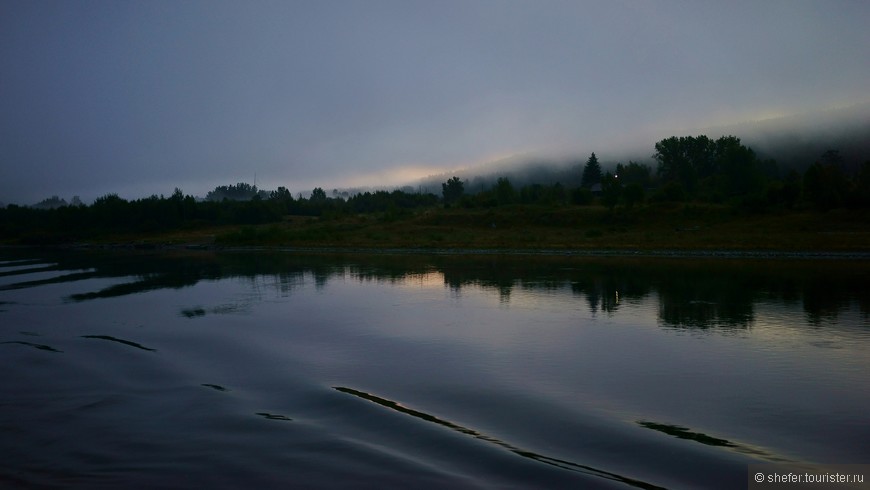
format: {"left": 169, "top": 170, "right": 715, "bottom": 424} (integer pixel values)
{"left": 2, "top": 249, "right": 866, "bottom": 331}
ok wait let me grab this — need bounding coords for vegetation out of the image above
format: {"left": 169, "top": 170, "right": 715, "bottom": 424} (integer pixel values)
{"left": 580, "top": 152, "right": 602, "bottom": 188}
{"left": 2, "top": 135, "right": 868, "bottom": 251}
{"left": 441, "top": 176, "right": 465, "bottom": 208}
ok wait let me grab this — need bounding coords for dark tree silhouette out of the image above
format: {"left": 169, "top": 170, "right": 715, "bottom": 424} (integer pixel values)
{"left": 270, "top": 186, "right": 293, "bottom": 202}
{"left": 494, "top": 177, "right": 516, "bottom": 206}
{"left": 615, "top": 161, "right": 651, "bottom": 188}
{"left": 820, "top": 149, "right": 844, "bottom": 167}
{"left": 803, "top": 151, "right": 848, "bottom": 210}
{"left": 600, "top": 172, "right": 621, "bottom": 210}
{"left": 851, "top": 161, "right": 870, "bottom": 207}
{"left": 581, "top": 153, "right": 602, "bottom": 188}
{"left": 654, "top": 136, "right": 705, "bottom": 194}
{"left": 623, "top": 183, "right": 644, "bottom": 209}
{"left": 655, "top": 135, "right": 762, "bottom": 199}
{"left": 206, "top": 183, "right": 259, "bottom": 201}
{"left": 32, "top": 196, "right": 68, "bottom": 210}
{"left": 442, "top": 176, "right": 464, "bottom": 207}
{"left": 714, "top": 135, "right": 760, "bottom": 196}
{"left": 91, "top": 193, "right": 129, "bottom": 228}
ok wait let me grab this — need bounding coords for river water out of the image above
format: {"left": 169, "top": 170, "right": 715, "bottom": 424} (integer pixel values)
{"left": 1, "top": 248, "right": 868, "bottom": 489}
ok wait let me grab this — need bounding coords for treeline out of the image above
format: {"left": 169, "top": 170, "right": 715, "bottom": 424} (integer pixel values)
{"left": 2, "top": 133, "right": 868, "bottom": 244}
{"left": 0, "top": 186, "right": 438, "bottom": 244}
{"left": 445, "top": 135, "right": 870, "bottom": 212}
{"left": 649, "top": 135, "right": 869, "bottom": 210}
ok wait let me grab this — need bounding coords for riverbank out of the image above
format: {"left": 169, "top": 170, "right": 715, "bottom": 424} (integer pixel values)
{"left": 23, "top": 204, "right": 867, "bottom": 257}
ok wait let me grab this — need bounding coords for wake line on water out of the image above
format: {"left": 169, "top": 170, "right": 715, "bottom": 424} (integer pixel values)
{"left": 1, "top": 340, "right": 62, "bottom": 352}
{"left": 0, "top": 270, "right": 98, "bottom": 291}
{"left": 81, "top": 335, "right": 156, "bottom": 352}
{"left": 334, "top": 386, "right": 665, "bottom": 490}
{"left": 637, "top": 420, "right": 795, "bottom": 463}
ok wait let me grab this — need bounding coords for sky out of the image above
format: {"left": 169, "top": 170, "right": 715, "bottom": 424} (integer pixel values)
{"left": 2, "top": 0, "right": 869, "bottom": 204}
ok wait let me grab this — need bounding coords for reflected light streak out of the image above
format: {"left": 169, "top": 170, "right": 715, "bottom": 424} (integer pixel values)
{"left": 391, "top": 271, "right": 445, "bottom": 290}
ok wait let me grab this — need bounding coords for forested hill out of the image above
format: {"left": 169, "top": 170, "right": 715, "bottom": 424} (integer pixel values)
{"left": 2, "top": 130, "right": 868, "bottom": 246}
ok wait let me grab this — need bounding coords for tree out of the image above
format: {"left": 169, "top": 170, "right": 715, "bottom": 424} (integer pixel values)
{"left": 32, "top": 196, "right": 68, "bottom": 210}
{"left": 714, "top": 135, "right": 759, "bottom": 196}
{"left": 310, "top": 187, "right": 327, "bottom": 202}
{"left": 91, "top": 193, "right": 129, "bottom": 228}
{"left": 442, "top": 176, "right": 464, "bottom": 207}
{"left": 494, "top": 177, "right": 516, "bottom": 206}
{"left": 600, "top": 172, "right": 621, "bottom": 210}
{"left": 654, "top": 135, "right": 762, "bottom": 199}
{"left": 615, "top": 161, "right": 651, "bottom": 188}
{"left": 544, "top": 182, "right": 567, "bottom": 206}
{"left": 765, "top": 169, "right": 800, "bottom": 209}
{"left": 820, "top": 149, "right": 844, "bottom": 167}
{"left": 270, "top": 186, "right": 293, "bottom": 202}
{"left": 206, "top": 182, "right": 258, "bottom": 201}
{"left": 654, "top": 136, "right": 711, "bottom": 195}
{"left": 169, "top": 188, "right": 196, "bottom": 222}
{"left": 686, "top": 135, "right": 716, "bottom": 180}
{"left": 851, "top": 161, "right": 870, "bottom": 208}
{"left": 623, "top": 183, "right": 644, "bottom": 209}
{"left": 654, "top": 136, "right": 691, "bottom": 189}
{"left": 803, "top": 151, "right": 848, "bottom": 210}
{"left": 581, "top": 153, "right": 602, "bottom": 188}
{"left": 571, "top": 187, "right": 593, "bottom": 205}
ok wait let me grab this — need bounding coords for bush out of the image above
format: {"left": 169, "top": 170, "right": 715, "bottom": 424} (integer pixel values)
{"left": 571, "top": 188, "right": 593, "bottom": 206}
{"left": 623, "top": 183, "right": 645, "bottom": 208}
{"left": 653, "top": 182, "right": 685, "bottom": 202}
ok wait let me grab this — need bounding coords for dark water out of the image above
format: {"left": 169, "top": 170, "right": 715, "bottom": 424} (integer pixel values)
{"left": 1, "top": 248, "right": 868, "bottom": 489}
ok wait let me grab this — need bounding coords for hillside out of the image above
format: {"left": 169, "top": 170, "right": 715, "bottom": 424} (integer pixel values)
{"left": 191, "top": 205, "right": 869, "bottom": 253}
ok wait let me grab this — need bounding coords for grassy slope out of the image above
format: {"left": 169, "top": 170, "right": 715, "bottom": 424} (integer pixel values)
{"left": 202, "top": 204, "right": 869, "bottom": 251}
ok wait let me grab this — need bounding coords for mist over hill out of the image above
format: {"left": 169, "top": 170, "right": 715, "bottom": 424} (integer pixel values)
{"left": 406, "top": 102, "right": 870, "bottom": 193}
{"left": 413, "top": 155, "right": 582, "bottom": 195}
{"left": 707, "top": 102, "right": 870, "bottom": 173}
{"left": 12, "top": 103, "right": 869, "bottom": 207}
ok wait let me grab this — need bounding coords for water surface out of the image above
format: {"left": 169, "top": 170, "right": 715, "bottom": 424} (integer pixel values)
{"left": 1, "top": 249, "right": 868, "bottom": 488}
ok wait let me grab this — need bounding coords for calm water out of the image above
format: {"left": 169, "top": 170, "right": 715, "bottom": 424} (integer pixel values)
{"left": 1, "top": 248, "right": 868, "bottom": 489}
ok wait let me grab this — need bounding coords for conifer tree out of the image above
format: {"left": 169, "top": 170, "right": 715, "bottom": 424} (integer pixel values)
{"left": 581, "top": 153, "right": 602, "bottom": 188}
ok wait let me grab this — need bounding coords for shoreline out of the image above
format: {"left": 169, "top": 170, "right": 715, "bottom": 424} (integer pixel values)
{"left": 5, "top": 242, "right": 868, "bottom": 260}
{"left": 221, "top": 245, "right": 870, "bottom": 260}
{"left": 5, "top": 205, "right": 868, "bottom": 258}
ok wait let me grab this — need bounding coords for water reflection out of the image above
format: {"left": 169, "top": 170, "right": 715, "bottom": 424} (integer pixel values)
{"left": 1, "top": 249, "right": 867, "bottom": 331}
{"left": 1, "top": 248, "right": 867, "bottom": 489}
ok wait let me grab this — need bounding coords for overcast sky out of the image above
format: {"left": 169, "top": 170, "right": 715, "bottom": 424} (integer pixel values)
{"left": 2, "top": 0, "right": 869, "bottom": 204}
